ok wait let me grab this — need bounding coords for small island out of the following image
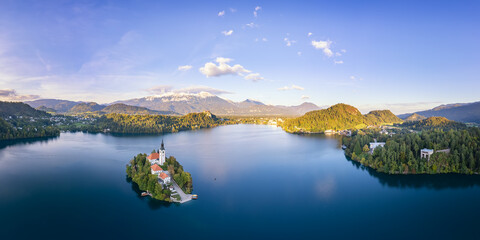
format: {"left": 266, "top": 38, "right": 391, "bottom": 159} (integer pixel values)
{"left": 126, "top": 140, "right": 193, "bottom": 202}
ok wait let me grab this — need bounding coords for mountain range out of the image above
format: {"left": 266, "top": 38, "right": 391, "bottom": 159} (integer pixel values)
{"left": 25, "top": 92, "right": 321, "bottom": 116}
{"left": 398, "top": 101, "right": 480, "bottom": 123}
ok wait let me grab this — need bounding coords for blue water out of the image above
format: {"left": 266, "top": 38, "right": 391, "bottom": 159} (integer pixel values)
{"left": 0, "top": 125, "right": 479, "bottom": 239}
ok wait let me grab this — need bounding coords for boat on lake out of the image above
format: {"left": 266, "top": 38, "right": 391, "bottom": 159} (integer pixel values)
{"left": 141, "top": 191, "right": 152, "bottom": 197}
{"left": 192, "top": 194, "right": 198, "bottom": 200}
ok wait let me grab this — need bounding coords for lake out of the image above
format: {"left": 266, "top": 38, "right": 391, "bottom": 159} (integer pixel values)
{"left": 1, "top": 124, "right": 480, "bottom": 239}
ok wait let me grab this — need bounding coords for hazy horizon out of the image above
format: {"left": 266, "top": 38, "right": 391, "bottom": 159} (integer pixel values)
{"left": 1, "top": 0, "right": 479, "bottom": 114}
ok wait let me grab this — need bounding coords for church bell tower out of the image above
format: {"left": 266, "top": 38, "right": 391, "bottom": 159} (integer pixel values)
{"left": 159, "top": 139, "right": 166, "bottom": 165}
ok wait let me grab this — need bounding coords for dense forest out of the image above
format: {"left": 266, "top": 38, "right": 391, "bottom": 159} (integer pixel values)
{"left": 281, "top": 103, "right": 403, "bottom": 133}
{"left": 399, "top": 116, "right": 467, "bottom": 131}
{"left": 126, "top": 154, "right": 193, "bottom": 201}
{"left": 92, "top": 111, "right": 222, "bottom": 133}
{"left": 343, "top": 127, "right": 480, "bottom": 174}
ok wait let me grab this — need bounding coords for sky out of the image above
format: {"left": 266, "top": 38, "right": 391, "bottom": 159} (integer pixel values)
{"left": 0, "top": 0, "right": 479, "bottom": 114}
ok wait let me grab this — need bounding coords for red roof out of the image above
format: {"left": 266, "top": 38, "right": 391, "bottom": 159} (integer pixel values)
{"left": 151, "top": 164, "right": 163, "bottom": 172}
{"left": 159, "top": 172, "right": 169, "bottom": 180}
{"left": 147, "top": 152, "right": 159, "bottom": 160}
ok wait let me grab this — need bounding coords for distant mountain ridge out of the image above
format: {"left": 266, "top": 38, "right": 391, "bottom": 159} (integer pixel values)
{"left": 282, "top": 103, "right": 402, "bottom": 133}
{"left": 25, "top": 92, "right": 320, "bottom": 116}
{"left": 114, "top": 92, "right": 321, "bottom": 116}
{"left": 25, "top": 99, "right": 80, "bottom": 113}
{"left": 398, "top": 101, "right": 480, "bottom": 123}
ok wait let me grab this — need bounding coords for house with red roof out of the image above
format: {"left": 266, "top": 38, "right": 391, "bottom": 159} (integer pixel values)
{"left": 158, "top": 172, "right": 171, "bottom": 184}
{"left": 150, "top": 164, "right": 163, "bottom": 174}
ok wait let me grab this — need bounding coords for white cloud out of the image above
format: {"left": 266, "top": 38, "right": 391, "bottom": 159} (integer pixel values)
{"left": 229, "top": 8, "right": 236, "bottom": 13}
{"left": 147, "top": 85, "right": 232, "bottom": 95}
{"left": 301, "top": 95, "right": 310, "bottom": 100}
{"left": 175, "top": 86, "right": 233, "bottom": 95}
{"left": 254, "top": 6, "right": 261, "bottom": 17}
{"left": 215, "top": 57, "right": 232, "bottom": 64}
{"left": 244, "top": 73, "right": 264, "bottom": 81}
{"left": 199, "top": 57, "right": 264, "bottom": 81}
{"left": 291, "top": 85, "right": 304, "bottom": 90}
{"left": 350, "top": 76, "right": 356, "bottom": 80}
{"left": 341, "top": 49, "right": 347, "bottom": 53}
{"left": 311, "top": 40, "right": 333, "bottom": 57}
{"left": 277, "top": 84, "right": 304, "bottom": 91}
{"left": 297, "top": 52, "right": 302, "bottom": 56}
{"left": 334, "top": 60, "right": 344, "bottom": 64}
{"left": 246, "top": 22, "right": 256, "bottom": 28}
{"left": 178, "top": 65, "right": 192, "bottom": 71}
{"left": 308, "top": 32, "right": 313, "bottom": 37}
{"left": 222, "top": 30, "right": 234, "bottom": 36}
{"left": 0, "top": 89, "right": 40, "bottom": 101}
{"left": 199, "top": 57, "right": 250, "bottom": 77}
{"left": 218, "top": 10, "right": 225, "bottom": 17}
{"left": 284, "top": 37, "right": 296, "bottom": 47}
{"left": 262, "top": 38, "right": 268, "bottom": 42}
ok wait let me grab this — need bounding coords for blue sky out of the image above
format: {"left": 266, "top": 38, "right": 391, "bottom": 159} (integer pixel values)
{"left": 0, "top": 0, "right": 479, "bottom": 114}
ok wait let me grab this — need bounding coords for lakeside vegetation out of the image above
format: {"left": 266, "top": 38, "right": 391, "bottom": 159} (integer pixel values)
{"left": 0, "top": 101, "right": 231, "bottom": 139}
{"left": 2, "top": 100, "right": 480, "bottom": 176}
{"left": 126, "top": 154, "right": 193, "bottom": 201}
{"left": 0, "top": 102, "right": 60, "bottom": 140}
{"left": 343, "top": 119, "right": 480, "bottom": 174}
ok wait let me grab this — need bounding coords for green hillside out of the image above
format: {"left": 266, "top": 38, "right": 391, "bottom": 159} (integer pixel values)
{"left": 0, "top": 101, "right": 51, "bottom": 117}
{"left": 0, "top": 101, "right": 59, "bottom": 140}
{"left": 364, "top": 110, "right": 403, "bottom": 125}
{"left": 401, "top": 116, "right": 466, "bottom": 131}
{"left": 68, "top": 102, "right": 105, "bottom": 114}
{"left": 282, "top": 104, "right": 402, "bottom": 133}
{"left": 99, "top": 103, "right": 175, "bottom": 115}
{"left": 404, "top": 113, "right": 427, "bottom": 122}
{"left": 36, "top": 106, "right": 57, "bottom": 113}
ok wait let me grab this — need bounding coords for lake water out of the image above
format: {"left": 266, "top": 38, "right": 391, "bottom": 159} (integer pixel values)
{"left": 1, "top": 125, "right": 480, "bottom": 239}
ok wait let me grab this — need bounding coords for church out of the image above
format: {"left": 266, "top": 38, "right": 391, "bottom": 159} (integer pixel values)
{"left": 147, "top": 140, "right": 166, "bottom": 165}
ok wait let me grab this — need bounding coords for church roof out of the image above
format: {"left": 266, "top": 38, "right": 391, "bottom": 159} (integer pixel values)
{"left": 147, "top": 152, "right": 159, "bottom": 160}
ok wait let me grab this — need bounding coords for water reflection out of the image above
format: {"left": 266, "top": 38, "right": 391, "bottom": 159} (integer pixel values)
{"left": 0, "top": 136, "right": 59, "bottom": 150}
{"left": 346, "top": 157, "right": 480, "bottom": 189}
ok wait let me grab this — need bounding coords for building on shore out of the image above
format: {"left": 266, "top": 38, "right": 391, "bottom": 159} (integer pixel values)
{"left": 369, "top": 139, "right": 386, "bottom": 154}
{"left": 420, "top": 148, "right": 450, "bottom": 161}
{"left": 420, "top": 149, "right": 434, "bottom": 161}
{"left": 151, "top": 164, "right": 163, "bottom": 174}
{"left": 159, "top": 172, "right": 171, "bottom": 184}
